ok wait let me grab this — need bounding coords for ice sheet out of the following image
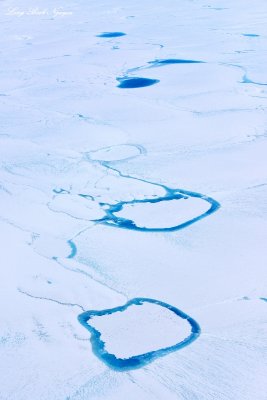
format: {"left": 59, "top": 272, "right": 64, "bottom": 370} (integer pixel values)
{"left": 0, "top": 0, "right": 267, "bottom": 399}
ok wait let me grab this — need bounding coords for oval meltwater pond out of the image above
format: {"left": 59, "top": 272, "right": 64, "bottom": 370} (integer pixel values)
{"left": 96, "top": 32, "right": 126, "bottom": 38}
{"left": 148, "top": 58, "right": 204, "bottom": 67}
{"left": 117, "top": 77, "right": 160, "bottom": 89}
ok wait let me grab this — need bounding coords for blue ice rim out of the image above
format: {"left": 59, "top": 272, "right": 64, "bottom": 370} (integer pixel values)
{"left": 95, "top": 188, "right": 220, "bottom": 232}
{"left": 78, "top": 297, "right": 201, "bottom": 371}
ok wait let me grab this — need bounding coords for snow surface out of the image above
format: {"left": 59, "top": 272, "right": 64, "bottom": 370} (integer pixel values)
{"left": 0, "top": 0, "right": 267, "bottom": 399}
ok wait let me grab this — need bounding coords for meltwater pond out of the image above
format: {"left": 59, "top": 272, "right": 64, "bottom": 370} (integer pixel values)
{"left": 117, "top": 77, "right": 159, "bottom": 89}
{"left": 96, "top": 32, "right": 126, "bottom": 38}
{"left": 148, "top": 58, "right": 204, "bottom": 67}
{"left": 78, "top": 298, "right": 200, "bottom": 371}
{"left": 126, "top": 58, "right": 205, "bottom": 74}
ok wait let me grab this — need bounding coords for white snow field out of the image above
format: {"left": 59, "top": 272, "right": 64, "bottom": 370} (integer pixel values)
{"left": 0, "top": 0, "right": 267, "bottom": 399}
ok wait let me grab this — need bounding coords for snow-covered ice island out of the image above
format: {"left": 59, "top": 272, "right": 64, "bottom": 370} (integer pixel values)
{"left": 0, "top": 0, "right": 267, "bottom": 399}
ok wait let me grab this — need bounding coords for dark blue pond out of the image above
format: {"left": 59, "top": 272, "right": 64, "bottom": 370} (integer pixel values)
{"left": 125, "top": 58, "right": 205, "bottom": 75}
{"left": 96, "top": 32, "right": 126, "bottom": 38}
{"left": 117, "top": 77, "right": 159, "bottom": 89}
{"left": 149, "top": 58, "right": 204, "bottom": 67}
{"left": 78, "top": 298, "right": 200, "bottom": 371}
